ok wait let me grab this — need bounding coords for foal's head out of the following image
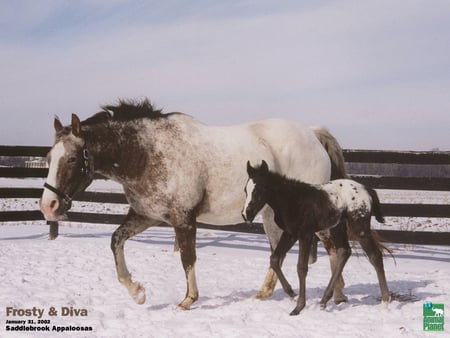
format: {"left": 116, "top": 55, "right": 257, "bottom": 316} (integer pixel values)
{"left": 40, "top": 114, "right": 94, "bottom": 221}
{"left": 242, "top": 160, "right": 270, "bottom": 223}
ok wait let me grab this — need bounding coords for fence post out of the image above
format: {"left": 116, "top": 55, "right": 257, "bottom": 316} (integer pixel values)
{"left": 48, "top": 221, "right": 59, "bottom": 240}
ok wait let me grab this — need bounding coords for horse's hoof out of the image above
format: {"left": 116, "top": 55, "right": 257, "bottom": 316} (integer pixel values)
{"left": 308, "top": 256, "right": 317, "bottom": 265}
{"left": 131, "top": 283, "right": 146, "bottom": 304}
{"left": 382, "top": 293, "right": 391, "bottom": 305}
{"left": 178, "top": 301, "right": 192, "bottom": 310}
{"left": 282, "top": 287, "right": 296, "bottom": 298}
{"left": 178, "top": 303, "right": 190, "bottom": 310}
{"left": 254, "top": 289, "right": 273, "bottom": 300}
{"left": 320, "top": 303, "right": 326, "bottom": 310}
{"left": 333, "top": 295, "right": 348, "bottom": 305}
{"left": 289, "top": 308, "right": 301, "bottom": 316}
{"left": 290, "top": 302, "right": 305, "bottom": 315}
{"left": 178, "top": 295, "right": 197, "bottom": 310}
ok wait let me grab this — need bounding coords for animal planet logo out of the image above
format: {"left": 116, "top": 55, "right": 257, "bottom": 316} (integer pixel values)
{"left": 423, "top": 301, "right": 444, "bottom": 332}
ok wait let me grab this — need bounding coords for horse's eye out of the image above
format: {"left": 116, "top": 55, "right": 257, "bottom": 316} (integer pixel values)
{"left": 67, "top": 157, "right": 77, "bottom": 164}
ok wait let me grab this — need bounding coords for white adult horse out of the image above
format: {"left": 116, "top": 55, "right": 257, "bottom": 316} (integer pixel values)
{"left": 40, "top": 99, "right": 347, "bottom": 309}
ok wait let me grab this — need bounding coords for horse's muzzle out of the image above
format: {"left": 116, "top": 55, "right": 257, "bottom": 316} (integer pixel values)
{"left": 39, "top": 196, "right": 69, "bottom": 222}
{"left": 241, "top": 210, "right": 254, "bottom": 224}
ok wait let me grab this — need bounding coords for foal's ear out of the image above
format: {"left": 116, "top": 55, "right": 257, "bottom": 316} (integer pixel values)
{"left": 247, "top": 160, "right": 256, "bottom": 177}
{"left": 260, "top": 160, "right": 269, "bottom": 174}
{"left": 54, "top": 116, "right": 63, "bottom": 132}
{"left": 71, "top": 113, "right": 82, "bottom": 137}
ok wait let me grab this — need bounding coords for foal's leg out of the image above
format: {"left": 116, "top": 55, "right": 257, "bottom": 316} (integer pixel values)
{"left": 174, "top": 225, "right": 199, "bottom": 310}
{"left": 290, "top": 233, "right": 313, "bottom": 316}
{"left": 358, "top": 227, "right": 390, "bottom": 304}
{"left": 257, "top": 209, "right": 319, "bottom": 299}
{"left": 316, "top": 229, "right": 348, "bottom": 304}
{"left": 319, "top": 222, "right": 351, "bottom": 309}
{"left": 111, "top": 209, "right": 159, "bottom": 304}
{"left": 270, "top": 232, "right": 297, "bottom": 298}
{"left": 329, "top": 249, "right": 348, "bottom": 304}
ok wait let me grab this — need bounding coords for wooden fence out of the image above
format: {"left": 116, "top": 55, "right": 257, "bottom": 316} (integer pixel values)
{"left": 1, "top": 145, "right": 449, "bottom": 245}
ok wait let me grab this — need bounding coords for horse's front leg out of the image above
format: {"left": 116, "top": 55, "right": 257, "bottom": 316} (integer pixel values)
{"left": 270, "top": 231, "right": 297, "bottom": 298}
{"left": 174, "top": 225, "right": 198, "bottom": 310}
{"left": 111, "top": 209, "right": 160, "bottom": 304}
{"left": 290, "top": 233, "right": 313, "bottom": 316}
{"left": 258, "top": 208, "right": 318, "bottom": 299}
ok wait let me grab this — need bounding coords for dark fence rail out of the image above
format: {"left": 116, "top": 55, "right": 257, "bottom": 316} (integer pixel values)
{"left": 343, "top": 149, "right": 450, "bottom": 164}
{"left": 1, "top": 187, "right": 449, "bottom": 219}
{"left": 0, "top": 145, "right": 49, "bottom": 157}
{"left": 1, "top": 146, "right": 449, "bottom": 245}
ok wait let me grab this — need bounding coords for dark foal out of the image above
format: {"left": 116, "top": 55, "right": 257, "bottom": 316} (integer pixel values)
{"left": 242, "top": 160, "right": 390, "bottom": 315}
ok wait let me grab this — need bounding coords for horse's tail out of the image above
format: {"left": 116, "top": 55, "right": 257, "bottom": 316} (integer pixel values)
{"left": 311, "top": 127, "right": 347, "bottom": 179}
{"left": 367, "top": 187, "right": 385, "bottom": 223}
{"left": 366, "top": 188, "right": 396, "bottom": 263}
{"left": 370, "top": 229, "right": 396, "bottom": 264}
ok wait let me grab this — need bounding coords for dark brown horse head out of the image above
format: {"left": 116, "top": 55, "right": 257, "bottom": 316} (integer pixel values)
{"left": 40, "top": 114, "right": 93, "bottom": 221}
{"left": 242, "top": 160, "right": 270, "bottom": 223}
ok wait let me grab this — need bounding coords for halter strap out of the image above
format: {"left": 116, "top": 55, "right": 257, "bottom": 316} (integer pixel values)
{"left": 43, "top": 146, "right": 91, "bottom": 210}
{"left": 43, "top": 182, "right": 72, "bottom": 208}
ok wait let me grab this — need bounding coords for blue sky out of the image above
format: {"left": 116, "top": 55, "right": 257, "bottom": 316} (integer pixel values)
{"left": 1, "top": 0, "right": 449, "bottom": 150}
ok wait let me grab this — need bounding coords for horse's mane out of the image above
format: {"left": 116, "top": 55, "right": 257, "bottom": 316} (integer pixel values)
{"left": 55, "top": 99, "right": 173, "bottom": 139}
{"left": 258, "top": 167, "right": 319, "bottom": 197}
{"left": 83, "top": 98, "right": 165, "bottom": 126}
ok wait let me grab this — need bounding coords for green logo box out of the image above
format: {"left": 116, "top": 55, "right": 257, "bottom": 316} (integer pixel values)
{"left": 423, "top": 302, "right": 444, "bottom": 332}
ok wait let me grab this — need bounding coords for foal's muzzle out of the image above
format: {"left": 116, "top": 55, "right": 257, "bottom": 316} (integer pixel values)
{"left": 242, "top": 208, "right": 255, "bottom": 224}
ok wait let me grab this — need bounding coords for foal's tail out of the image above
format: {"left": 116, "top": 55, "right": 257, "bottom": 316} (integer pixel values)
{"left": 368, "top": 187, "right": 385, "bottom": 223}
{"left": 311, "top": 127, "right": 347, "bottom": 179}
{"left": 367, "top": 188, "right": 396, "bottom": 263}
{"left": 370, "top": 229, "right": 396, "bottom": 264}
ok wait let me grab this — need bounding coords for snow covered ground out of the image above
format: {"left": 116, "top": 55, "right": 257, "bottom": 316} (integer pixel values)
{"left": 0, "top": 222, "right": 449, "bottom": 338}
{"left": 0, "top": 178, "right": 449, "bottom": 337}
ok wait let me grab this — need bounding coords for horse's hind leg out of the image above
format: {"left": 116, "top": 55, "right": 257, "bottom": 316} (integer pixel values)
{"left": 319, "top": 222, "right": 351, "bottom": 309}
{"left": 328, "top": 249, "right": 347, "bottom": 304}
{"left": 358, "top": 228, "right": 390, "bottom": 304}
{"left": 255, "top": 208, "right": 283, "bottom": 299}
{"left": 174, "top": 225, "right": 199, "bottom": 310}
{"left": 270, "top": 232, "right": 297, "bottom": 298}
{"left": 317, "top": 229, "right": 348, "bottom": 304}
{"left": 111, "top": 209, "right": 159, "bottom": 304}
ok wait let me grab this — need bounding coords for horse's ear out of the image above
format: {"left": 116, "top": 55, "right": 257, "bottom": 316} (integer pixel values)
{"left": 260, "top": 160, "right": 269, "bottom": 174}
{"left": 247, "top": 160, "right": 255, "bottom": 177}
{"left": 71, "top": 113, "right": 82, "bottom": 137}
{"left": 54, "top": 116, "right": 63, "bottom": 132}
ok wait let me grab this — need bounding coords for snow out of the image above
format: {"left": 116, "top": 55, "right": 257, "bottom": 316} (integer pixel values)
{"left": 0, "top": 222, "right": 449, "bottom": 338}
{"left": 1, "top": 178, "right": 449, "bottom": 337}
